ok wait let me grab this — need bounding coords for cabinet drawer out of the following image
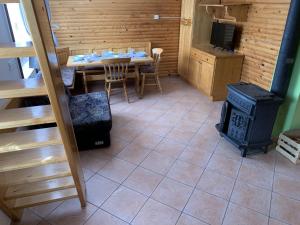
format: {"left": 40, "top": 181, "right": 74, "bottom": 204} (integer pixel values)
{"left": 191, "top": 49, "right": 215, "bottom": 65}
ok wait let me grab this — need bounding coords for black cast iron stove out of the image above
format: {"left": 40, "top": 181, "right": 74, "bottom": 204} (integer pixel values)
{"left": 216, "top": 83, "right": 282, "bottom": 157}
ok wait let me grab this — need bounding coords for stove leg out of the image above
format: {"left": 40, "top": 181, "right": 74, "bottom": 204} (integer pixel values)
{"left": 263, "top": 146, "right": 268, "bottom": 154}
{"left": 241, "top": 148, "right": 247, "bottom": 157}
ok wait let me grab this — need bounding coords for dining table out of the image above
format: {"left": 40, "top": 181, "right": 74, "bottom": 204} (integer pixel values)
{"left": 66, "top": 52, "right": 153, "bottom": 94}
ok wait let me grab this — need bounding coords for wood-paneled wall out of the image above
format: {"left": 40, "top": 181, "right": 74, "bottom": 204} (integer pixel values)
{"left": 50, "top": 0, "right": 290, "bottom": 88}
{"left": 50, "top": 0, "right": 181, "bottom": 76}
{"left": 222, "top": 0, "right": 290, "bottom": 90}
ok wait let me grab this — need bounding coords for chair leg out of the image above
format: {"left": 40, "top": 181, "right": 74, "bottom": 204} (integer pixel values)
{"left": 135, "top": 65, "right": 140, "bottom": 94}
{"left": 123, "top": 80, "right": 129, "bottom": 103}
{"left": 105, "top": 81, "right": 108, "bottom": 92}
{"left": 83, "top": 72, "right": 88, "bottom": 93}
{"left": 107, "top": 82, "right": 112, "bottom": 99}
{"left": 156, "top": 74, "right": 162, "bottom": 94}
{"left": 140, "top": 74, "right": 146, "bottom": 98}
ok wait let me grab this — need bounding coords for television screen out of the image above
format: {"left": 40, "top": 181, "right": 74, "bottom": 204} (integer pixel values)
{"left": 210, "top": 22, "right": 236, "bottom": 51}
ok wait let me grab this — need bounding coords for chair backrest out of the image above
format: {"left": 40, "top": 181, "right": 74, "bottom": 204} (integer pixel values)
{"left": 102, "top": 58, "right": 131, "bottom": 81}
{"left": 152, "top": 48, "right": 163, "bottom": 74}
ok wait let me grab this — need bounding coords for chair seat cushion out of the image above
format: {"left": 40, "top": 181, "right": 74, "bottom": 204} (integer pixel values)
{"left": 60, "top": 66, "right": 75, "bottom": 87}
{"left": 69, "top": 91, "right": 112, "bottom": 132}
{"left": 140, "top": 64, "right": 155, "bottom": 73}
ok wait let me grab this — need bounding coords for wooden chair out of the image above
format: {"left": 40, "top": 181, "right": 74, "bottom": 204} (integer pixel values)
{"left": 102, "top": 58, "right": 131, "bottom": 102}
{"left": 140, "top": 48, "right": 163, "bottom": 98}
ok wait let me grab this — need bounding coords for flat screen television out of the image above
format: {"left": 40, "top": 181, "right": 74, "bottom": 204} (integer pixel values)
{"left": 210, "top": 22, "right": 236, "bottom": 51}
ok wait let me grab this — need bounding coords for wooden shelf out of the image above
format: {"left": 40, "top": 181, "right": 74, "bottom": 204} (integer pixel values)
{"left": 5, "top": 177, "right": 75, "bottom": 200}
{"left": 0, "top": 127, "right": 62, "bottom": 154}
{"left": 0, "top": 78, "right": 47, "bottom": 99}
{"left": 0, "top": 105, "right": 55, "bottom": 130}
{"left": 0, "top": 42, "right": 35, "bottom": 59}
{"left": 0, "top": 162, "right": 71, "bottom": 186}
{"left": 199, "top": 3, "right": 250, "bottom": 22}
{"left": 0, "top": 0, "right": 20, "bottom": 3}
{"left": 0, "top": 145, "right": 67, "bottom": 172}
{"left": 9, "top": 188, "right": 78, "bottom": 209}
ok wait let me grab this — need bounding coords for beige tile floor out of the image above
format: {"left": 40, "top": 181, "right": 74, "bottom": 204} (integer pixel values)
{"left": 13, "top": 77, "right": 300, "bottom": 225}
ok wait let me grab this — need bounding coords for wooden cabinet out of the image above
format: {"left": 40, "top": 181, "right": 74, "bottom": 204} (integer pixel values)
{"left": 178, "top": 0, "right": 195, "bottom": 79}
{"left": 187, "top": 47, "right": 244, "bottom": 101}
{"left": 178, "top": 0, "right": 244, "bottom": 101}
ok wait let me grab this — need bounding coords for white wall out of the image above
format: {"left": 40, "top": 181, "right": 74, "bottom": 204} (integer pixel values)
{"left": 0, "top": 4, "right": 21, "bottom": 224}
{"left": 0, "top": 4, "right": 22, "bottom": 109}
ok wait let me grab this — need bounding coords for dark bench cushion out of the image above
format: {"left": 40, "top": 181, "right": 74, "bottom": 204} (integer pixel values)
{"left": 140, "top": 64, "right": 155, "bottom": 73}
{"left": 69, "top": 91, "right": 112, "bottom": 150}
{"left": 69, "top": 91, "right": 112, "bottom": 131}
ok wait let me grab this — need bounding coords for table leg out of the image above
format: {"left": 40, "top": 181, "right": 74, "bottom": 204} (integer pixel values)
{"left": 135, "top": 64, "right": 140, "bottom": 95}
{"left": 83, "top": 72, "right": 88, "bottom": 93}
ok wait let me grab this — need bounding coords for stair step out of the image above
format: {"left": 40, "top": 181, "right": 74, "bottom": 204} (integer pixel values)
{"left": 5, "top": 177, "right": 75, "bottom": 200}
{"left": 0, "top": 145, "right": 67, "bottom": 173}
{"left": 0, "top": 127, "right": 62, "bottom": 154}
{"left": 0, "top": 78, "right": 47, "bottom": 99}
{"left": 0, "top": 105, "right": 55, "bottom": 130}
{"left": 0, "top": 162, "right": 71, "bottom": 186}
{"left": 10, "top": 188, "right": 78, "bottom": 209}
{"left": 0, "top": 42, "right": 35, "bottom": 59}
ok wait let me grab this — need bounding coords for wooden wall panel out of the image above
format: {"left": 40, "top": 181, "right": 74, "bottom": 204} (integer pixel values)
{"left": 50, "top": 0, "right": 181, "bottom": 76}
{"left": 222, "top": 0, "right": 290, "bottom": 90}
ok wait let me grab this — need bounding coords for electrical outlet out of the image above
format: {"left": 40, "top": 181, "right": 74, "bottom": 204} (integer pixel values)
{"left": 153, "top": 15, "right": 160, "bottom": 20}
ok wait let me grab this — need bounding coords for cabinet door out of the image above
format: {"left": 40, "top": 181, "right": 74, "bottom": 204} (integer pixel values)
{"left": 188, "top": 57, "right": 202, "bottom": 88}
{"left": 178, "top": 0, "right": 195, "bottom": 78}
{"left": 199, "top": 61, "right": 214, "bottom": 96}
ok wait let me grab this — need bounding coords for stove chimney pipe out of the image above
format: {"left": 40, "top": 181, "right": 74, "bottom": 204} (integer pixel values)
{"left": 271, "top": 0, "right": 300, "bottom": 98}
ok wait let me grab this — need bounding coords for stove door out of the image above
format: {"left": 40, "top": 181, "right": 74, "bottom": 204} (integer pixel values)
{"left": 228, "top": 109, "right": 250, "bottom": 143}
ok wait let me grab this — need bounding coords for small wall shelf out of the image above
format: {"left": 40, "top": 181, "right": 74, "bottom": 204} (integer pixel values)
{"left": 199, "top": 4, "right": 251, "bottom": 22}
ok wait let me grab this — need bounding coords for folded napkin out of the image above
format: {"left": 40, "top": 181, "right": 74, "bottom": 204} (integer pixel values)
{"left": 73, "top": 55, "right": 85, "bottom": 62}
{"left": 134, "top": 51, "right": 147, "bottom": 57}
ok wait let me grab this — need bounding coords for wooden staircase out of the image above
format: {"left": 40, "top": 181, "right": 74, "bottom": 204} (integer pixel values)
{"left": 0, "top": 0, "right": 86, "bottom": 221}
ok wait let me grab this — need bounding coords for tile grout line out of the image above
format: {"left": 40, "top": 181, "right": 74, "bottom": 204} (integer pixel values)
{"left": 27, "top": 77, "right": 217, "bottom": 225}
{"left": 175, "top": 136, "right": 222, "bottom": 225}
{"left": 95, "top": 129, "right": 170, "bottom": 224}
{"left": 220, "top": 149, "right": 244, "bottom": 225}
{"left": 29, "top": 200, "right": 65, "bottom": 225}
{"left": 170, "top": 103, "right": 222, "bottom": 225}
{"left": 125, "top": 110, "right": 203, "bottom": 224}
{"left": 89, "top": 126, "right": 227, "bottom": 223}
{"left": 128, "top": 133, "right": 176, "bottom": 224}
{"left": 268, "top": 151, "right": 278, "bottom": 225}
